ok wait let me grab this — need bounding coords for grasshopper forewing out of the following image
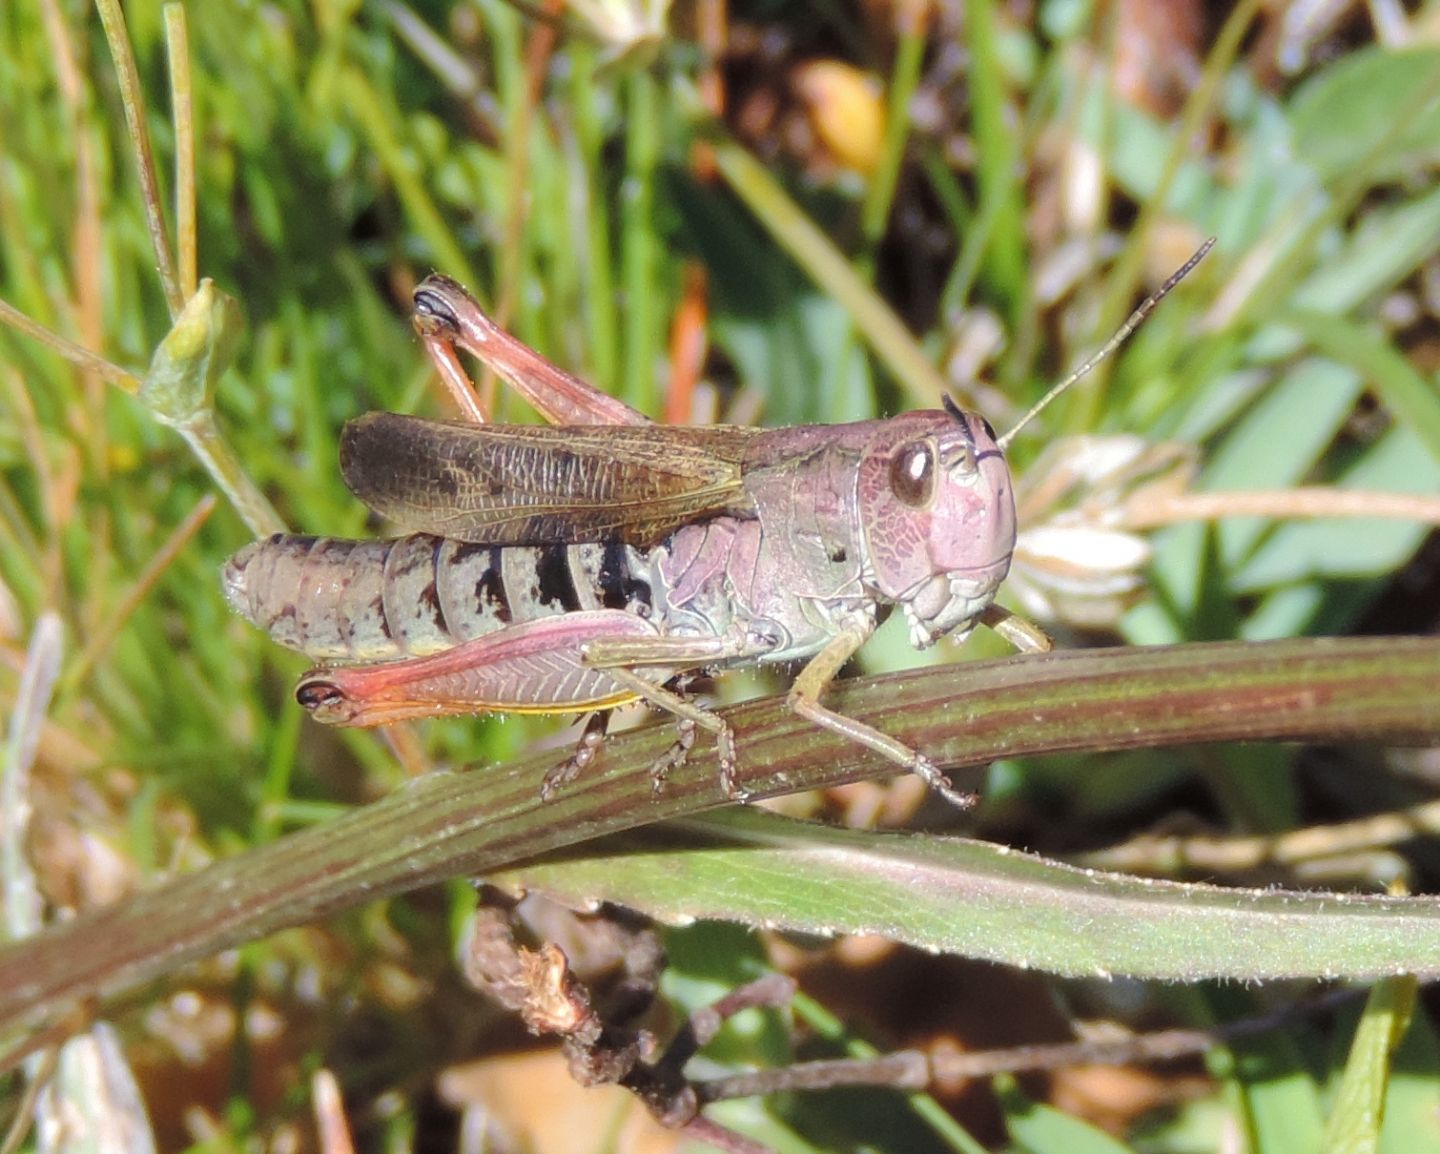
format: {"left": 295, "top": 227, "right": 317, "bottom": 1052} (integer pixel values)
{"left": 225, "top": 244, "right": 1212, "bottom": 801}
{"left": 340, "top": 413, "right": 762, "bottom": 547}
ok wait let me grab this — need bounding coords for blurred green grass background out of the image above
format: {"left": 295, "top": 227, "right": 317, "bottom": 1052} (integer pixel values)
{"left": 3, "top": 0, "right": 1440, "bottom": 1150}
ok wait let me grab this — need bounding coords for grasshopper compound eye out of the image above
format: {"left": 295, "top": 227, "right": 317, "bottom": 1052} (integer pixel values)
{"left": 889, "top": 440, "right": 937, "bottom": 507}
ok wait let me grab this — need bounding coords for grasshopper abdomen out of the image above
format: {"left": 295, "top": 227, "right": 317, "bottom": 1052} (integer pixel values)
{"left": 224, "top": 534, "right": 659, "bottom": 663}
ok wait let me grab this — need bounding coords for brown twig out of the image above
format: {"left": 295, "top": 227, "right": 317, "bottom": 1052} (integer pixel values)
{"left": 462, "top": 889, "right": 1369, "bottom": 1150}
{"left": 1121, "top": 487, "right": 1440, "bottom": 530}
{"left": 462, "top": 893, "right": 796, "bottom": 1151}
{"left": 1079, "top": 796, "right": 1440, "bottom": 876}
{"left": 694, "top": 985, "right": 1365, "bottom": 1103}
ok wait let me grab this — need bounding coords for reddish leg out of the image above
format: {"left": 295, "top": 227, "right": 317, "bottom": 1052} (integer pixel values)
{"left": 412, "top": 275, "right": 651, "bottom": 428}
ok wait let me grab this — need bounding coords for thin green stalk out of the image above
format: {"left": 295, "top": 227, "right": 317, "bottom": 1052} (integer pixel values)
{"left": 164, "top": 4, "right": 197, "bottom": 301}
{"left": 570, "top": 44, "right": 618, "bottom": 390}
{"left": 478, "top": 0, "right": 523, "bottom": 109}
{"left": 1320, "top": 976, "right": 1418, "bottom": 1150}
{"left": 964, "top": 0, "right": 1025, "bottom": 309}
{"left": 1075, "top": 0, "right": 1265, "bottom": 429}
{"left": 937, "top": 162, "right": 1001, "bottom": 321}
{"left": 0, "top": 299, "right": 141, "bottom": 394}
{"left": 859, "top": 6, "right": 926, "bottom": 248}
{"left": 94, "top": 0, "right": 183, "bottom": 318}
{"left": 180, "top": 414, "right": 287, "bottom": 538}
{"left": 711, "top": 137, "right": 954, "bottom": 407}
{"left": 335, "top": 68, "right": 479, "bottom": 289}
{"left": 621, "top": 67, "right": 660, "bottom": 413}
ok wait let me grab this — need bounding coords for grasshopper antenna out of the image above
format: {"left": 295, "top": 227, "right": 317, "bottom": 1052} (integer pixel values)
{"left": 996, "top": 237, "right": 1215, "bottom": 452}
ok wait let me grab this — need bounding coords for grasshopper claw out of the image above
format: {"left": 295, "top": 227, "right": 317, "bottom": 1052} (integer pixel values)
{"left": 911, "top": 754, "right": 977, "bottom": 810}
{"left": 539, "top": 763, "right": 574, "bottom": 799}
{"left": 647, "top": 717, "right": 697, "bottom": 794}
{"left": 644, "top": 715, "right": 745, "bottom": 800}
{"left": 715, "top": 724, "right": 744, "bottom": 800}
{"left": 541, "top": 712, "right": 609, "bottom": 798}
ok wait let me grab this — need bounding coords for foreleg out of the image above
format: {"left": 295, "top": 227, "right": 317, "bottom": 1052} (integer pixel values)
{"left": 787, "top": 626, "right": 976, "bottom": 808}
{"left": 980, "top": 603, "right": 1053, "bottom": 654}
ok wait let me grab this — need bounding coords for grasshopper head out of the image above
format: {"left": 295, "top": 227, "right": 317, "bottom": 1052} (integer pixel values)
{"left": 856, "top": 403, "right": 1016, "bottom": 648}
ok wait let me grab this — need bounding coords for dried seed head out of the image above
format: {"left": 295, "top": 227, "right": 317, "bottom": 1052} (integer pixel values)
{"left": 1008, "top": 436, "right": 1197, "bottom": 628}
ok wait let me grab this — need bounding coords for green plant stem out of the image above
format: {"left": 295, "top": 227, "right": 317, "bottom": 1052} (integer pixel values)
{"left": 95, "top": 0, "right": 183, "bottom": 318}
{"left": 711, "top": 137, "right": 954, "bottom": 407}
{"left": 964, "top": 0, "right": 1025, "bottom": 310}
{"left": 335, "top": 68, "right": 479, "bottom": 289}
{"left": 1076, "top": 0, "right": 1265, "bottom": 429}
{"left": 621, "top": 67, "right": 660, "bottom": 413}
{"left": 0, "top": 636, "right": 1437, "bottom": 1059}
{"left": 164, "top": 4, "right": 197, "bottom": 302}
{"left": 174, "top": 412, "right": 285, "bottom": 538}
{"left": 860, "top": 7, "right": 926, "bottom": 248}
{"left": 0, "top": 298, "right": 141, "bottom": 394}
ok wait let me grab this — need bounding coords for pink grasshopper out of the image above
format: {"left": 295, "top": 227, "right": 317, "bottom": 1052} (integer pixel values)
{"left": 224, "top": 242, "right": 1211, "bottom": 800}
